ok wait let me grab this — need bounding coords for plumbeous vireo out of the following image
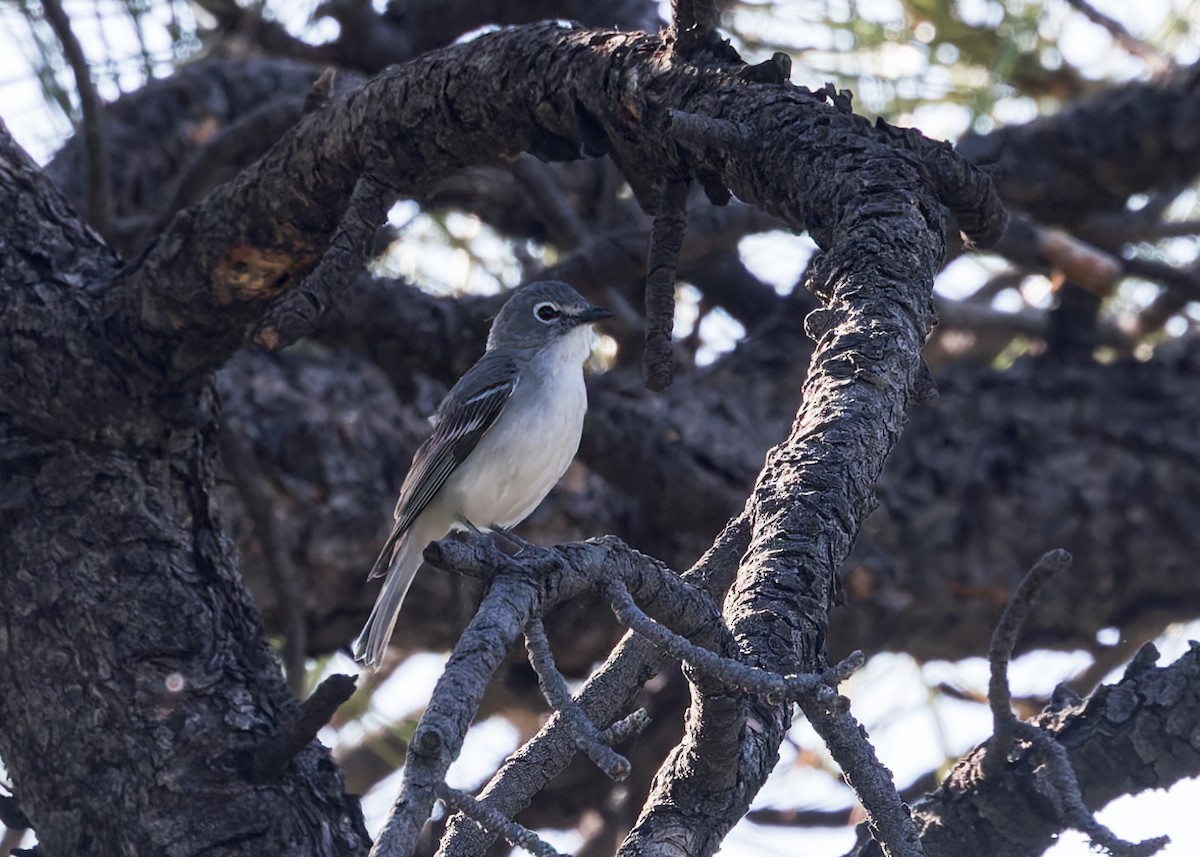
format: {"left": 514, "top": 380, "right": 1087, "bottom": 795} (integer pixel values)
{"left": 354, "top": 281, "right": 613, "bottom": 667}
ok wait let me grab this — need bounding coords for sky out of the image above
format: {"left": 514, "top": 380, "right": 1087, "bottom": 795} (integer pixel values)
{"left": 1, "top": 1, "right": 1199, "bottom": 855}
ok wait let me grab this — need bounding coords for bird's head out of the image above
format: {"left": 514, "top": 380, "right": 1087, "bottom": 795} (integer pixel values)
{"left": 486, "top": 281, "right": 613, "bottom": 352}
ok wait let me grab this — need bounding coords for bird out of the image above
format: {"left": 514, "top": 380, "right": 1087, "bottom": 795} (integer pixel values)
{"left": 353, "top": 281, "right": 613, "bottom": 668}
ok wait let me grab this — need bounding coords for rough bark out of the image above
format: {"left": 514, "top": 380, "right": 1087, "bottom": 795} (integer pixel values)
{"left": 957, "top": 59, "right": 1200, "bottom": 227}
{"left": 849, "top": 643, "right": 1200, "bottom": 857}
{"left": 0, "top": 126, "right": 368, "bottom": 855}
{"left": 7, "top": 4, "right": 1200, "bottom": 855}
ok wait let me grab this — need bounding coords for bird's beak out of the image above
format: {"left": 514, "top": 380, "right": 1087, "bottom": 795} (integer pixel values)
{"left": 574, "top": 306, "right": 614, "bottom": 324}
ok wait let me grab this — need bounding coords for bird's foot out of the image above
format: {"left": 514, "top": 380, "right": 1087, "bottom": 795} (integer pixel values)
{"left": 488, "top": 524, "right": 535, "bottom": 555}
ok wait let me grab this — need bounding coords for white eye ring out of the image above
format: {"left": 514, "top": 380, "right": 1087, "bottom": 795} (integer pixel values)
{"left": 533, "top": 302, "right": 561, "bottom": 323}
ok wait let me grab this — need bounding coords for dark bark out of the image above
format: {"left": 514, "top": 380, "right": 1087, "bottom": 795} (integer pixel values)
{"left": 621, "top": 98, "right": 952, "bottom": 857}
{"left": 0, "top": 129, "right": 367, "bottom": 855}
{"left": 218, "top": 288, "right": 1200, "bottom": 668}
{"left": 956, "top": 59, "right": 1200, "bottom": 227}
{"left": 7, "top": 3, "right": 1199, "bottom": 855}
{"left": 849, "top": 643, "right": 1200, "bottom": 857}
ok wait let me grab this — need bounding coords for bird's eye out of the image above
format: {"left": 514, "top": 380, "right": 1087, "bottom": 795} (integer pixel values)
{"left": 534, "top": 302, "right": 560, "bottom": 322}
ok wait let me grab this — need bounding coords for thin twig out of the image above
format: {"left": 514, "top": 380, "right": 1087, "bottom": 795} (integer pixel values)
{"left": 524, "top": 619, "right": 632, "bottom": 780}
{"left": 643, "top": 179, "right": 690, "bottom": 391}
{"left": 987, "top": 549, "right": 1073, "bottom": 751}
{"left": 1063, "top": 0, "right": 1170, "bottom": 72}
{"left": 749, "top": 768, "right": 942, "bottom": 828}
{"left": 596, "top": 708, "right": 651, "bottom": 745}
{"left": 603, "top": 578, "right": 862, "bottom": 701}
{"left": 606, "top": 568, "right": 914, "bottom": 855}
{"left": 42, "top": 0, "right": 112, "bottom": 237}
{"left": 220, "top": 422, "right": 308, "bottom": 695}
{"left": 1123, "top": 256, "right": 1200, "bottom": 299}
{"left": 985, "top": 550, "right": 1167, "bottom": 856}
{"left": 1004, "top": 719, "right": 1168, "bottom": 857}
{"left": 796, "top": 687, "right": 926, "bottom": 857}
{"left": 436, "top": 784, "right": 567, "bottom": 857}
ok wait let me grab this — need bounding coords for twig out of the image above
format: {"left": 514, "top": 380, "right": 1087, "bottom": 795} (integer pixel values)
{"left": 436, "top": 784, "right": 567, "bottom": 857}
{"left": 524, "top": 619, "right": 632, "bottom": 780}
{"left": 219, "top": 422, "right": 308, "bottom": 695}
{"left": 604, "top": 575, "right": 916, "bottom": 856}
{"left": 749, "top": 768, "right": 942, "bottom": 828}
{"left": 596, "top": 708, "right": 651, "bottom": 745}
{"left": 603, "top": 578, "right": 863, "bottom": 701}
{"left": 986, "top": 549, "right": 1073, "bottom": 752}
{"left": 796, "top": 687, "right": 926, "bottom": 857}
{"left": 42, "top": 0, "right": 112, "bottom": 238}
{"left": 1063, "top": 0, "right": 1170, "bottom": 72}
{"left": 985, "top": 550, "right": 1168, "bottom": 856}
{"left": 510, "top": 156, "right": 590, "bottom": 248}
{"left": 1122, "top": 257, "right": 1200, "bottom": 334}
{"left": 643, "top": 179, "right": 689, "bottom": 391}
{"left": 255, "top": 166, "right": 394, "bottom": 350}
{"left": 992, "top": 215, "right": 1122, "bottom": 295}
{"left": 246, "top": 674, "right": 357, "bottom": 784}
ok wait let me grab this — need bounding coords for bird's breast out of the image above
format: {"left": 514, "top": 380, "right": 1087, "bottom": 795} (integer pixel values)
{"left": 450, "top": 353, "right": 588, "bottom": 530}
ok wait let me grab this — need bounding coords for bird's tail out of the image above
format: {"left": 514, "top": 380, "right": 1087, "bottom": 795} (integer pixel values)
{"left": 354, "top": 521, "right": 435, "bottom": 669}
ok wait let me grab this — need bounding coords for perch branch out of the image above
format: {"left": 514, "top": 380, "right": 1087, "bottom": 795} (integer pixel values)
{"left": 436, "top": 515, "right": 752, "bottom": 856}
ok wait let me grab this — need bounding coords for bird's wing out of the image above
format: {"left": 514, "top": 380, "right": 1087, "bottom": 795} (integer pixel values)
{"left": 390, "top": 351, "right": 520, "bottom": 539}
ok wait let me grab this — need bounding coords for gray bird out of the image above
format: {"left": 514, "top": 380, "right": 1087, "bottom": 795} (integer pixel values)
{"left": 354, "top": 281, "right": 613, "bottom": 667}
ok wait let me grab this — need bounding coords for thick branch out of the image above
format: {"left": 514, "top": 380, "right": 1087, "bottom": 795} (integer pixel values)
{"left": 115, "top": 23, "right": 999, "bottom": 379}
{"left": 957, "top": 59, "right": 1200, "bottom": 227}
{"left": 851, "top": 645, "right": 1200, "bottom": 857}
{"left": 624, "top": 127, "right": 950, "bottom": 855}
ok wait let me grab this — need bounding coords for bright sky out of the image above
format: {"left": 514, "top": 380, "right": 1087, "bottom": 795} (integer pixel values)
{"left": 2, "top": 2, "right": 1199, "bottom": 856}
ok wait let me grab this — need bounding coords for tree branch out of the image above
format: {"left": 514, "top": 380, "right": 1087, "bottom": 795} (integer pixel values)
{"left": 845, "top": 644, "right": 1200, "bottom": 857}
{"left": 439, "top": 514, "right": 752, "bottom": 856}
{"left": 116, "top": 22, "right": 1000, "bottom": 380}
{"left": 246, "top": 674, "right": 358, "bottom": 784}
{"left": 957, "top": 59, "right": 1200, "bottom": 228}
{"left": 643, "top": 179, "right": 689, "bottom": 390}
{"left": 42, "top": 0, "right": 112, "bottom": 238}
